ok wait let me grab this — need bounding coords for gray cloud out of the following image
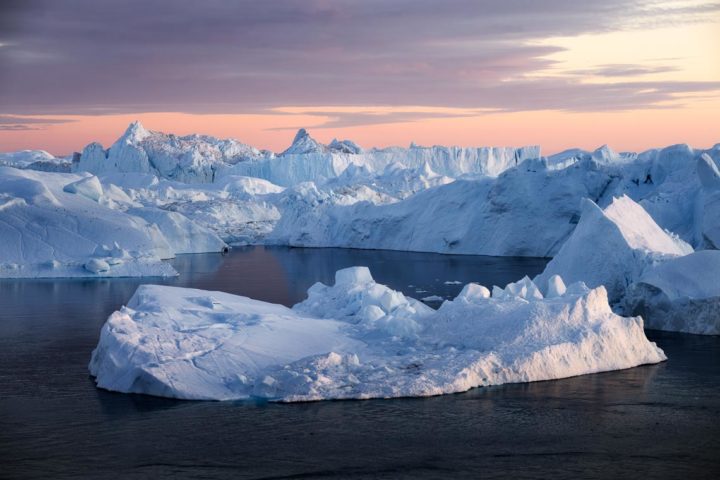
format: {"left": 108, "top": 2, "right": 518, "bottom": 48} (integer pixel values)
{"left": 0, "top": 115, "right": 73, "bottom": 125}
{"left": 0, "top": 115, "right": 74, "bottom": 131}
{"left": 268, "top": 109, "right": 489, "bottom": 130}
{"left": 0, "top": 0, "right": 718, "bottom": 120}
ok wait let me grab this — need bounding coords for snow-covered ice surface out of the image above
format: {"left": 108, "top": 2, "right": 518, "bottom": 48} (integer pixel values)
{"left": 696, "top": 153, "right": 720, "bottom": 249}
{"left": 89, "top": 267, "right": 665, "bottom": 402}
{"left": 624, "top": 250, "right": 720, "bottom": 335}
{"left": 75, "top": 122, "right": 539, "bottom": 186}
{"left": 268, "top": 158, "right": 614, "bottom": 256}
{"left": 5, "top": 122, "right": 714, "bottom": 257}
{"left": 268, "top": 144, "right": 720, "bottom": 256}
{"left": 0, "top": 167, "right": 226, "bottom": 278}
{"left": 535, "top": 195, "right": 719, "bottom": 335}
{"left": 2, "top": 122, "right": 718, "bottom": 291}
{"left": 535, "top": 195, "right": 692, "bottom": 303}
{"left": 75, "top": 121, "right": 271, "bottom": 184}
{"left": 0, "top": 150, "right": 71, "bottom": 172}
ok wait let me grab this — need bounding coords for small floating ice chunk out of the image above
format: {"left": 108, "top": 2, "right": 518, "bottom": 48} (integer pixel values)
{"left": 421, "top": 295, "right": 444, "bottom": 302}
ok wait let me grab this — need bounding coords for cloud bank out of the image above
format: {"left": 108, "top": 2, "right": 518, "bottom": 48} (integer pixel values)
{"left": 1, "top": 0, "right": 719, "bottom": 127}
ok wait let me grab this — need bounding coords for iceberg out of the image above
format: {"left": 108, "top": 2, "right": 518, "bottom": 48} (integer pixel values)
{"left": 57, "top": 123, "right": 720, "bottom": 255}
{"left": 0, "top": 167, "right": 226, "bottom": 278}
{"left": 2, "top": 123, "right": 718, "bottom": 283}
{"left": 75, "top": 121, "right": 271, "bottom": 184}
{"left": 232, "top": 138, "right": 540, "bottom": 187}
{"left": 624, "top": 250, "right": 720, "bottom": 335}
{"left": 127, "top": 207, "right": 227, "bottom": 255}
{"left": 118, "top": 173, "right": 283, "bottom": 246}
{"left": 74, "top": 122, "right": 540, "bottom": 187}
{"left": 0, "top": 149, "right": 71, "bottom": 172}
{"left": 535, "top": 195, "right": 692, "bottom": 303}
{"left": 534, "top": 195, "right": 720, "bottom": 335}
{"left": 89, "top": 267, "right": 665, "bottom": 402}
{"left": 696, "top": 153, "right": 720, "bottom": 249}
{"left": 0, "top": 149, "right": 56, "bottom": 168}
{"left": 269, "top": 157, "right": 617, "bottom": 256}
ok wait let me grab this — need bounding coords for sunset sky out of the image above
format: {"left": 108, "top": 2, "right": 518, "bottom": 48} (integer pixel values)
{"left": 1, "top": 0, "right": 719, "bottom": 155}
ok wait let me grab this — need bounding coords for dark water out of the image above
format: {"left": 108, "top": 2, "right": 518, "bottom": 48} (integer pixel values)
{"left": 0, "top": 247, "right": 718, "bottom": 479}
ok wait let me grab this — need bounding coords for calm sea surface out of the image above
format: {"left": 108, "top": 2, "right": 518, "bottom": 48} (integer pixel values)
{"left": 1, "top": 247, "right": 718, "bottom": 479}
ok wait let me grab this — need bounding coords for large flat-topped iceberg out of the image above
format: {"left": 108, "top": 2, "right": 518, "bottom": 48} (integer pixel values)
{"left": 89, "top": 267, "right": 665, "bottom": 402}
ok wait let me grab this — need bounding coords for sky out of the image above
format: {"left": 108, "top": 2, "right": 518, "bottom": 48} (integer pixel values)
{"left": 0, "top": 0, "right": 719, "bottom": 155}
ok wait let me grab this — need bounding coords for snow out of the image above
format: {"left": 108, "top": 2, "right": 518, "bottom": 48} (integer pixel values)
{"left": 546, "top": 275, "right": 567, "bottom": 298}
{"left": 55, "top": 123, "right": 720, "bottom": 258}
{"left": 73, "top": 122, "right": 539, "bottom": 187}
{"left": 535, "top": 195, "right": 720, "bottom": 335}
{"left": 328, "top": 138, "right": 363, "bottom": 154}
{"left": 269, "top": 157, "right": 614, "bottom": 256}
{"left": 127, "top": 207, "right": 227, "bottom": 255}
{"left": 455, "top": 283, "right": 491, "bottom": 302}
{"left": 85, "top": 258, "right": 110, "bottom": 273}
{"left": 281, "top": 128, "right": 327, "bottom": 155}
{"left": 535, "top": 196, "right": 692, "bottom": 303}
{"left": 0, "top": 150, "right": 55, "bottom": 168}
{"left": 75, "top": 121, "right": 270, "bottom": 183}
{"left": 0, "top": 167, "right": 226, "bottom": 278}
{"left": 115, "top": 174, "right": 282, "bottom": 246}
{"left": 2, "top": 122, "right": 718, "bottom": 300}
{"left": 63, "top": 175, "right": 104, "bottom": 202}
{"left": 89, "top": 267, "right": 665, "bottom": 402}
{"left": 492, "top": 276, "right": 544, "bottom": 300}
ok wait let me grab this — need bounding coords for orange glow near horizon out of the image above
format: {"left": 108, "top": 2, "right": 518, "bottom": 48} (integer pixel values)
{"left": 1, "top": 101, "right": 719, "bottom": 157}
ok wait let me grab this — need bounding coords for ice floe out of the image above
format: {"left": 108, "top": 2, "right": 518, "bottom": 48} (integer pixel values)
{"left": 89, "top": 267, "right": 665, "bottom": 401}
